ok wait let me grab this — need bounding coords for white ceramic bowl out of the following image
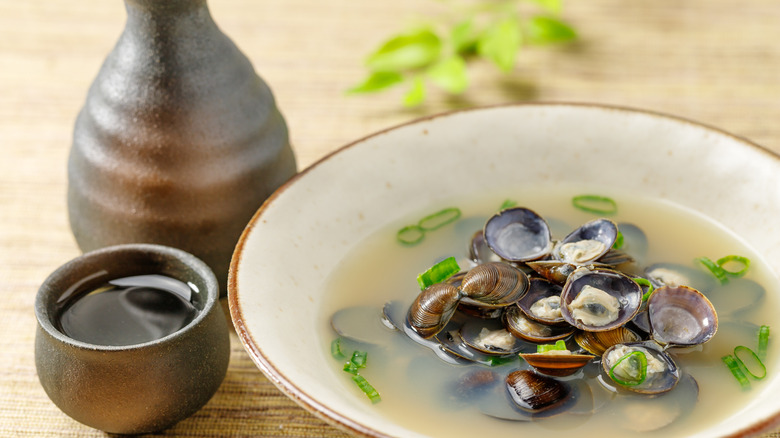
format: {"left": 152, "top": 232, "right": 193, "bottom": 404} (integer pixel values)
{"left": 229, "top": 103, "right": 780, "bottom": 437}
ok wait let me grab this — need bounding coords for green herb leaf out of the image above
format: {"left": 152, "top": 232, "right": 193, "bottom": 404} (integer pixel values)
{"left": 366, "top": 28, "right": 442, "bottom": 72}
{"left": 477, "top": 16, "right": 523, "bottom": 72}
{"left": 417, "top": 256, "right": 461, "bottom": 290}
{"left": 451, "top": 19, "right": 479, "bottom": 55}
{"left": 427, "top": 55, "right": 469, "bottom": 94}
{"left": 528, "top": 0, "right": 562, "bottom": 15}
{"left": 499, "top": 199, "right": 518, "bottom": 210}
{"left": 350, "top": 350, "right": 369, "bottom": 369}
{"left": 526, "top": 15, "right": 577, "bottom": 44}
{"left": 348, "top": 71, "right": 404, "bottom": 94}
{"left": 403, "top": 76, "right": 427, "bottom": 107}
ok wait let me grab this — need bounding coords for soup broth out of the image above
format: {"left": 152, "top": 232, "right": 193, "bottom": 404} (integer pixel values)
{"left": 320, "top": 187, "right": 778, "bottom": 437}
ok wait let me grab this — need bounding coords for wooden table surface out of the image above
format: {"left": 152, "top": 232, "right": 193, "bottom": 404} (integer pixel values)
{"left": 2, "top": 0, "right": 780, "bottom": 436}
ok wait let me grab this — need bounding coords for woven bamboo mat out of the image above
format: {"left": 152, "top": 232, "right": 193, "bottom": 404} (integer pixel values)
{"left": 1, "top": 0, "right": 779, "bottom": 436}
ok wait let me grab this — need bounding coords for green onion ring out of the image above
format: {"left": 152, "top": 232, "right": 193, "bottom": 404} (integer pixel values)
{"left": 416, "top": 256, "right": 460, "bottom": 290}
{"left": 351, "top": 374, "right": 382, "bottom": 403}
{"left": 612, "top": 230, "right": 624, "bottom": 249}
{"left": 717, "top": 255, "right": 751, "bottom": 277}
{"left": 331, "top": 338, "right": 346, "bottom": 360}
{"left": 418, "top": 207, "right": 462, "bottom": 231}
{"left": 634, "top": 277, "right": 655, "bottom": 302}
{"left": 696, "top": 256, "right": 729, "bottom": 285}
{"left": 499, "top": 199, "right": 518, "bottom": 211}
{"left": 722, "top": 354, "right": 751, "bottom": 388}
{"left": 609, "top": 351, "right": 648, "bottom": 386}
{"left": 734, "top": 345, "right": 766, "bottom": 380}
{"left": 759, "top": 325, "right": 770, "bottom": 360}
{"left": 396, "top": 224, "right": 425, "bottom": 246}
{"left": 350, "top": 350, "right": 368, "bottom": 369}
{"left": 572, "top": 194, "right": 618, "bottom": 215}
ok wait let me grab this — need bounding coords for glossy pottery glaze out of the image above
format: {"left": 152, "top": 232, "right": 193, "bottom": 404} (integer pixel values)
{"left": 67, "top": 0, "right": 297, "bottom": 293}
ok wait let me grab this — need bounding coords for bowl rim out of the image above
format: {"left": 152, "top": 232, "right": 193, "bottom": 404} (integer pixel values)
{"left": 228, "top": 101, "right": 780, "bottom": 437}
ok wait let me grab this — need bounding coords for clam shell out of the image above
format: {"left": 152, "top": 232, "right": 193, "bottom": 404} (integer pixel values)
{"left": 574, "top": 326, "right": 642, "bottom": 356}
{"left": 525, "top": 260, "right": 577, "bottom": 285}
{"left": 519, "top": 352, "right": 594, "bottom": 377}
{"left": 517, "top": 278, "right": 566, "bottom": 325}
{"left": 407, "top": 282, "right": 462, "bottom": 338}
{"left": 460, "top": 262, "right": 529, "bottom": 306}
{"left": 503, "top": 305, "right": 575, "bottom": 343}
{"left": 554, "top": 218, "right": 618, "bottom": 265}
{"left": 483, "top": 207, "right": 553, "bottom": 262}
{"left": 505, "top": 370, "right": 572, "bottom": 413}
{"left": 560, "top": 267, "right": 642, "bottom": 332}
{"left": 601, "top": 341, "right": 680, "bottom": 394}
{"left": 647, "top": 285, "right": 718, "bottom": 347}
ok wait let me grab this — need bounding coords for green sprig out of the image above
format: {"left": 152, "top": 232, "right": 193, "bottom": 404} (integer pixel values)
{"left": 348, "top": 0, "right": 577, "bottom": 106}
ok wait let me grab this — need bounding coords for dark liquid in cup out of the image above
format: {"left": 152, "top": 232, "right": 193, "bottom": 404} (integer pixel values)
{"left": 57, "top": 274, "right": 199, "bottom": 346}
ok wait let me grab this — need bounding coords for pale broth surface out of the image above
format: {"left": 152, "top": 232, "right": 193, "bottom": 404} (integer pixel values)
{"left": 320, "top": 187, "right": 778, "bottom": 437}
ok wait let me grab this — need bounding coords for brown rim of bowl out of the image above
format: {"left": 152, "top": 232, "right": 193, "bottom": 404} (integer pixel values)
{"left": 227, "top": 102, "right": 780, "bottom": 438}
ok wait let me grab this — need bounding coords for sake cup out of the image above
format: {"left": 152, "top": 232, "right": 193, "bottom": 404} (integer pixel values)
{"left": 35, "top": 243, "right": 230, "bottom": 434}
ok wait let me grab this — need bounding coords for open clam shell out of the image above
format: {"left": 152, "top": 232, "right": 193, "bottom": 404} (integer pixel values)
{"left": 560, "top": 267, "right": 643, "bottom": 332}
{"left": 503, "top": 305, "right": 575, "bottom": 343}
{"left": 483, "top": 207, "right": 553, "bottom": 262}
{"left": 647, "top": 285, "right": 718, "bottom": 347}
{"left": 554, "top": 218, "right": 618, "bottom": 265}
{"left": 601, "top": 341, "right": 680, "bottom": 394}
{"left": 517, "top": 278, "right": 566, "bottom": 326}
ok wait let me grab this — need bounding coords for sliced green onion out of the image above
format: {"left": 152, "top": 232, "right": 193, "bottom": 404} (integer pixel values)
{"left": 696, "top": 256, "right": 729, "bottom": 285}
{"left": 572, "top": 194, "right": 618, "bottom": 215}
{"left": 397, "top": 224, "right": 425, "bottom": 246}
{"left": 351, "top": 374, "right": 382, "bottom": 403}
{"left": 343, "top": 361, "right": 359, "bottom": 375}
{"left": 418, "top": 207, "right": 462, "bottom": 231}
{"left": 488, "top": 355, "right": 517, "bottom": 366}
{"left": 717, "top": 255, "right": 751, "bottom": 277}
{"left": 612, "top": 230, "right": 624, "bottom": 249}
{"left": 537, "top": 339, "right": 567, "bottom": 353}
{"left": 722, "top": 354, "right": 751, "bottom": 388}
{"left": 759, "top": 325, "right": 770, "bottom": 360}
{"left": 499, "top": 199, "right": 518, "bottom": 211}
{"left": 350, "top": 350, "right": 368, "bottom": 369}
{"left": 634, "top": 277, "right": 655, "bottom": 302}
{"left": 609, "top": 351, "right": 647, "bottom": 386}
{"left": 734, "top": 345, "right": 767, "bottom": 380}
{"left": 331, "top": 338, "right": 347, "bottom": 360}
{"left": 416, "top": 256, "right": 460, "bottom": 290}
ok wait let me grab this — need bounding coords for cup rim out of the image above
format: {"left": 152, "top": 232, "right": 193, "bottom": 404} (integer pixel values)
{"left": 35, "top": 243, "right": 220, "bottom": 351}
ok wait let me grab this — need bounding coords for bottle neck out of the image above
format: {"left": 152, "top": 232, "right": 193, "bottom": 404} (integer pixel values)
{"left": 123, "top": 0, "right": 214, "bottom": 39}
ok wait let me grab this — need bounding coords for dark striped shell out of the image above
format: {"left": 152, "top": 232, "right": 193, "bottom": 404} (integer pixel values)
{"left": 406, "top": 283, "right": 462, "bottom": 338}
{"left": 459, "top": 262, "right": 529, "bottom": 306}
{"left": 505, "top": 370, "right": 572, "bottom": 413}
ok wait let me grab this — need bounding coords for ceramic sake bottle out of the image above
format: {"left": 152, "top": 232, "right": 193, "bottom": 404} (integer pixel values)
{"left": 67, "top": 0, "right": 297, "bottom": 294}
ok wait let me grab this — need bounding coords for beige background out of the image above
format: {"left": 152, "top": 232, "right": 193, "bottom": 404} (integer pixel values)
{"left": 1, "top": 0, "right": 779, "bottom": 436}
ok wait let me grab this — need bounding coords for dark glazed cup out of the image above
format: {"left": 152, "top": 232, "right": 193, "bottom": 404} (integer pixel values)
{"left": 34, "top": 244, "right": 230, "bottom": 434}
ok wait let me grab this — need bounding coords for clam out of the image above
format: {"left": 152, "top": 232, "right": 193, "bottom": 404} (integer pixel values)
{"left": 647, "top": 285, "right": 718, "bottom": 347}
{"left": 601, "top": 341, "right": 680, "bottom": 394}
{"left": 519, "top": 351, "right": 595, "bottom": 377}
{"left": 503, "top": 305, "right": 575, "bottom": 343}
{"left": 517, "top": 278, "right": 565, "bottom": 326}
{"left": 645, "top": 263, "right": 716, "bottom": 292}
{"left": 525, "top": 260, "right": 577, "bottom": 285}
{"left": 436, "top": 325, "right": 505, "bottom": 365}
{"left": 505, "top": 370, "right": 573, "bottom": 413}
{"left": 407, "top": 282, "right": 462, "bottom": 338}
{"left": 554, "top": 218, "right": 618, "bottom": 265}
{"left": 469, "top": 230, "right": 501, "bottom": 264}
{"left": 459, "top": 317, "right": 531, "bottom": 355}
{"left": 574, "top": 326, "right": 642, "bottom": 356}
{"left": 459, "top": 262, "right": 529, "bottom": 306}
{"left": 560, "top": 267, "right": 643, "bottom": 332}
{"left": 483, "top": 207, "right": 553, "bottom": 262}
